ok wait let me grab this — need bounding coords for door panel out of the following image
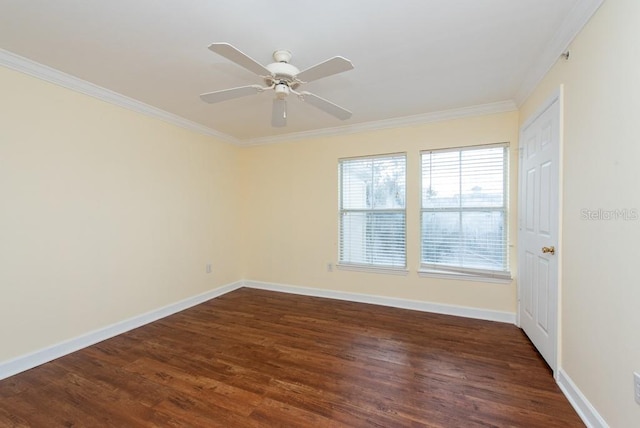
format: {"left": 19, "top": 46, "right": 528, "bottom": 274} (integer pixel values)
{"left": 537, "top": 257, "right": 549, "bottom": 332}
{"left": 540, "top": 161, "right": 552, "bottom": 234}
{"left": 524, "top": 251, "right": 535, "bottom": 317}
{"left": 525, "top": 169, "right": 536, "bottom": 231}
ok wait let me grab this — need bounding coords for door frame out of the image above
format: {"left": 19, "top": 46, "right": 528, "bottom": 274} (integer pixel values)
{"left": 517, "top": 86, "right": 564, "bottom": 376}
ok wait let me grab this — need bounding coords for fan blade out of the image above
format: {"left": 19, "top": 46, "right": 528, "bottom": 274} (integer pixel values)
{"left": 271, "top": 99, "right": 287, "bottom": 127}
{"left": 300, "top": 91, "right": 352, "bottom": 120}
{"left": 200, "top": 85, "right": 262, "bottom": 103}
{"left": 208, "top": 42, "right": 272, "bottom": 77}
{"left": 295, "top": 56, "right": 354, "bottom": 83}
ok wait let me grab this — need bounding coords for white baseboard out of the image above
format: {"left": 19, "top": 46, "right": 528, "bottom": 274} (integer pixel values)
{"left": 243, "top": 280, "right": 516, "bottom": 324}
{"left": 0, "top": 281, "right": 243, "bottom": 381}
{"left": 557, "top": 368, "right": 609, "bottom": 428}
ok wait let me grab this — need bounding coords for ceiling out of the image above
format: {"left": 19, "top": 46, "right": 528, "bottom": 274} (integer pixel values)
{"left": 0, "top": 0, "right": 596, "bottom": 144}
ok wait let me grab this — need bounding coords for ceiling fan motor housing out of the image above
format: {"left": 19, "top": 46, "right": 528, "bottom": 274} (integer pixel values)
{"left": 265, "top": 61, "right": 300, "bottom": 89}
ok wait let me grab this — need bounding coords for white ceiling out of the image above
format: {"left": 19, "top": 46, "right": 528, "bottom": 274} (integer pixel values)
{"left": 0, "top": 0, "right": 597, "bottom": 144}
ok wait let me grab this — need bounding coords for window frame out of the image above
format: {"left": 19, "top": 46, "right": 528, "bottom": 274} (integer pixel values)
{"left": 338, "top": 153, "right": 408, "bottom": 274}
{"left": 419, "top": 143, "right": 511, "bottom": 282}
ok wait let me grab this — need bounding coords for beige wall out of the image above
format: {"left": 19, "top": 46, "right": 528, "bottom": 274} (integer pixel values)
{"left": 521, "top": 0, "right": 640, "bottom": 425}
{"left": 241, "top": 111, "right": 519, "bottom": 313}
{"left": 0, "top": 66, "right": 244, "bottom": 362}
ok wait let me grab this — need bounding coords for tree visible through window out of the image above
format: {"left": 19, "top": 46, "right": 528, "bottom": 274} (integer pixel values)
{"left": 339, "top": 154, "right": 406, "bottom": 269}
{"left": 421, "top": 144, "right": 509, "bottom": 278}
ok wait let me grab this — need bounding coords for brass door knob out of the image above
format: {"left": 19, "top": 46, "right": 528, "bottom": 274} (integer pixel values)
{"left": 542, "top": 246, "right": 555, "bottom": 255}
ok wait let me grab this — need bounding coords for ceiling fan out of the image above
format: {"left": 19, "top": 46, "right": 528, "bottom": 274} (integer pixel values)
{"left": 200, "top": 43, "right": 354, "bottom": 127}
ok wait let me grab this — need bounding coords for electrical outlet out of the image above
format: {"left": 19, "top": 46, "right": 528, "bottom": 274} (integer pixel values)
{"left": 634, "top": 372, "right": 640, "bottom": 405}
{"left": 206, "top": 263, "right": 212, "bottom": 274}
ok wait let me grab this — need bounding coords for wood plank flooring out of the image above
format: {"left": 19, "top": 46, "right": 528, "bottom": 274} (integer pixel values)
{"left": 0, "top": 288, "right": 584, "bottom": 427}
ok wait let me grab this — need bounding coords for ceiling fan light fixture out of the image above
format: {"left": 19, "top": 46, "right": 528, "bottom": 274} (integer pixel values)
{"left": 274, "top": 83, "right": 289, "bottom": 99}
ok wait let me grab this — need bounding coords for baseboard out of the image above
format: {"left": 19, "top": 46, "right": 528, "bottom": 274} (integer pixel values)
{"left": 557, "top": 368, "right": 609, "bottom": 428}
{"left": 243, "top": 280, "right": 516, "bottom": 324}
{"left": 0, "top": 281, "right": 244, "bottom": 381}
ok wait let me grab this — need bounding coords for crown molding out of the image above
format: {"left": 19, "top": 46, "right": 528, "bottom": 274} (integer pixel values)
{"left": 0, "top": 49, "right": 239, "bottom": 144}
{"left": 241, "top": 100, "right": 518, "bottom": 146}
{"left": 514, "top": 0, "right": 605, "bottom": 106}
{"left": 1, "top": 48, "right": 514, "bottom": 147}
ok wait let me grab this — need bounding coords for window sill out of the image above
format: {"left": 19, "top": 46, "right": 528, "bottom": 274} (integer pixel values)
{"left": 418, "top": 269, "right": 512, "bottom": 284}
{"left": 336, "top": 264, "right": 409, "bottom": 276}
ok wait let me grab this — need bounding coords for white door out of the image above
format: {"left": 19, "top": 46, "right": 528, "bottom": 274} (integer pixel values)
{"left": 518, "top": 94, "right": 560, "bottom": 372}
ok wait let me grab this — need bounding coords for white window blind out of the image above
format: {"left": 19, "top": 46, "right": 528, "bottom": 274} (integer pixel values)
{"left": 421, "top": 144, "right": 509, "bottom": 278}
{"left": 339, "top": 154, "right": 406, "bottom": 269}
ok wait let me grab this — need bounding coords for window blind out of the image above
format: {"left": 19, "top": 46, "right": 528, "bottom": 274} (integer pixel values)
{"left": 339, "top": 154, "right": 406, "bottom": 268}
{"left": 421, "top": 144, "right": 509, "bottom": 277}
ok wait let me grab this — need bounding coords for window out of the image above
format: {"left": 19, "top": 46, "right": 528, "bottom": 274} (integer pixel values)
{"left": 421, "top": 144, "right": 510, "bottom": 279}
{"left": 339, "top": 154, "right": 406, "bottom": 270}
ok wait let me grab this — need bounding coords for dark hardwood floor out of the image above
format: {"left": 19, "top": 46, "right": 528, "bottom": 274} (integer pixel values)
{"left": 0, "top": 288, "right": 583, "bottom": 427}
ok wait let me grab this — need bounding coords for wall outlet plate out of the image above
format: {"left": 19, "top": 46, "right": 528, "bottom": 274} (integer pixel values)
{"left": 634, "top": 372, "right": 640, "bottom": 405}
